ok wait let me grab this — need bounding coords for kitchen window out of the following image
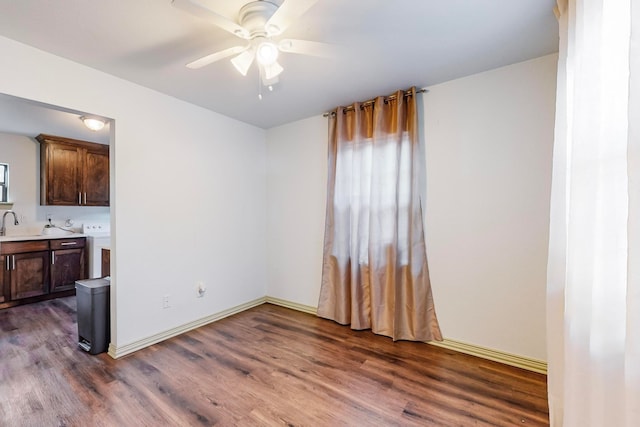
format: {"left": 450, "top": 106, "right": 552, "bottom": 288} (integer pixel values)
{"left": 0, "top": 163, "right": 8, "bottom": 203}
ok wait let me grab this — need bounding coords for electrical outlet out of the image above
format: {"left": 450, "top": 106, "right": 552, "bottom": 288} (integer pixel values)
{"left": 162, "top": 294, "right": 170, "bottom": 309}
{"left": 46, "top": 213, "right": 52, "bottom": 222}
{"left": 196, "top": 281, "right": 206, "bottom": 298}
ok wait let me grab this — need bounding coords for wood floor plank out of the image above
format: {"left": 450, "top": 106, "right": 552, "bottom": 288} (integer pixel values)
{"left": 0, "top": 297, "right": 549, "bottom": 426}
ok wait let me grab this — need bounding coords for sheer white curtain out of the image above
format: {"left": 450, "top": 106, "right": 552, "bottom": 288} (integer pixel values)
{"left": 547, "top": 0, "right": 640, "bottom": 425}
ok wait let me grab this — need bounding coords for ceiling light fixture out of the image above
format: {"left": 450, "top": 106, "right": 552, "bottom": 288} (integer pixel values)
{"left": 262, "top": 61, "right": 284, "bottom": 80}
{"left": 80, "top": 116, "right": 106, "bottom": 131}
{"left": 230, "top": 47, "right": 255, "bottom": 76}
{"left": 231, "top": 38, "right": 283, "bottom": 100}
{"left": 256, "top": 41, "right": 279, "bottom": 65}
{"left": 175, "top": 0, "right": 329, "bottom": 98}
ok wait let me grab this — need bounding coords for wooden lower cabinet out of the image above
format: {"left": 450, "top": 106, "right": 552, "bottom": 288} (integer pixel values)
{"left": 0, "top": 255, "right": 6, "bottom": 303}
{"left": 10, "top": 251, "right": 50, "bottom": 299}
{"left": 101, "top": 248, "right": 110, "bottom": 278}
{"left": 50, "top": 237, "right": 86, "bottom": 293}
{"left": 0, "top": 237, "right": 87, "bottom": 309}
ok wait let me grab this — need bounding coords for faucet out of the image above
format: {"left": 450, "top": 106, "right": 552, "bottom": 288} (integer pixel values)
{"left": 1, "top": 210, "right": 19, "bottom": 236}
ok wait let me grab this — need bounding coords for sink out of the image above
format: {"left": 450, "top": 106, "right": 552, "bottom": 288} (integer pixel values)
{"left": 41, "top": 228, "right": 73, "bottom": 236}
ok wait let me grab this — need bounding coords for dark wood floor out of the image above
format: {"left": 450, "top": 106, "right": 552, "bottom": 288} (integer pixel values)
{"left": 0, "top": 297, "right": 549, "bottom": 426}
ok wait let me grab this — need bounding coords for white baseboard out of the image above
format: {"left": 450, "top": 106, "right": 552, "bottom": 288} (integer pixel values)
{"left": 265, "top": 297, "right": 547, "bottom": 374}
{"left": 427, "top": 339, "right": 547, "bottom": 374}
{"left": 107, "top": 297, "right": 267, "bottom": 359}
{"left": 264, "top": 296, "right": 317, "bottom": 315}
{"left": 108, "top": 296, "right": 547, "bottom": 375}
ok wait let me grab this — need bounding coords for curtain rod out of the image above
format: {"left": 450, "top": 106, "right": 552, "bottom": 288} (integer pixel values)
{"left": 322, "top": 88, "right": 428, "bottom": 117}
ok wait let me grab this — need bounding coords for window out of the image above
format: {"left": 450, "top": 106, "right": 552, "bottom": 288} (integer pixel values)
{"left": 333, "top": 132, "right": 412, "bottom": 265}
{"left": 0, "top": 163, "right": 8, "bottom": 203}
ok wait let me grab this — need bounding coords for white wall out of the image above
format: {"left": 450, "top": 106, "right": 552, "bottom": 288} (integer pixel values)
{"left": 424, "top": 55, "right": 556, "bottom": 360}
{"left": 0, "top": 36, "right": 268, "bottom": 348}
{"left": 0, "top": 132, "right": 109, "bottom": 234}
{"left": 266, "top": 54, "right": 557, "bottom": 361}
{"left": 266, "top": 116, "right": 327, "bottom": 306}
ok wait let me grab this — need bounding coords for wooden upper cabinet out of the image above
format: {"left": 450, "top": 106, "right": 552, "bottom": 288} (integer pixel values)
{"left": 83, "top": 147, "right": 110, "bottom": 206}
{"left": 42, "top": 142, "right": 82, "bottom": 206}
{"left": 37, "top": 134, "right": 109, "bottom": 206}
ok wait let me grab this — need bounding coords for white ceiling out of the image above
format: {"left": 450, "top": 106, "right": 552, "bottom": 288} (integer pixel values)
{"left": 0, "top": 0, "right": 558, "bottom": 129}
{"left": 0, "top": 94, "right": 110, "bottom": 144}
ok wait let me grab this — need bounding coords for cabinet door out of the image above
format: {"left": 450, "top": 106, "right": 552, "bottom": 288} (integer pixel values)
{"left": 83, "top": 148, "right": 109, "bottom": 206}
{"left": 0, "top": 255, "right": 7, "bottom": 303}
{"left": 10, "top": 251, "right": 50, "bottom": 300}
{"left": 101, "top": 248, "right": 110, "bottom": 278}
{"left": 51, "top": 248, "right": 85, "bottom": 292}
{"left": 38, "top": 135, "right": 110, "bottom": 207}
{"left": 44, "top": 143, "right": 82, "bottom": 205}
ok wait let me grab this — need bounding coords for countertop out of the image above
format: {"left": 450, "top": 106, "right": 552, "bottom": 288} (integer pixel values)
{"left": 0, "top": 232, "right": 87, "bottom": 243}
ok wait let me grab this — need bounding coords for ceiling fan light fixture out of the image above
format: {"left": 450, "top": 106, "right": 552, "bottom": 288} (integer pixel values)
{"left": 231, "top": 48, "right": 255, "bottom": 76}
{"left": 80, "top": 116, "right": 106, "bottom": 131}
{"left": 262, "top": 60, "right": 284, "bottom": 80}
{"left": 262, "top": 75, "right": 280, "bottom": 87}
{"left": 256, "top": 41, "right": 279, "bottom": 65}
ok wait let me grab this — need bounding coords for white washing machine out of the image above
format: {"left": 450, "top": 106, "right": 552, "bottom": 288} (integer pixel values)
{"left": 83, "top": 222, "right": 111, "bottom": 279}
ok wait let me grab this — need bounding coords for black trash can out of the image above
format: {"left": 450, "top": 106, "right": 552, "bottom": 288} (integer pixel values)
{"left": 75, "top": 278, "right": 111, "bottom": 355}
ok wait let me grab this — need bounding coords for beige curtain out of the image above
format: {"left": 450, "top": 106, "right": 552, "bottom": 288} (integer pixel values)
{"left": 317, "top": 87, "right": 442, "bottom": 342}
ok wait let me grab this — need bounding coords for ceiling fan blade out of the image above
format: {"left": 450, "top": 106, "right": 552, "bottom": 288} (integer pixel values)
{"left": 186, "top": 46, "right": 247, "bottom": 69}
{"left": 278, "top": 39, "right": 334, "bottom": 58}
{"left": 172, "top": 0, "right": 250, "bottom": 39}
{"left": 265, "top": 0, "right": 319, "bottom": 36}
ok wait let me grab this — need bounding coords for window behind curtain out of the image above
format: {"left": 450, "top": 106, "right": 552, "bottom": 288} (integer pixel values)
{"left": 333, "top": 131, "right": 411, "bottom": 266}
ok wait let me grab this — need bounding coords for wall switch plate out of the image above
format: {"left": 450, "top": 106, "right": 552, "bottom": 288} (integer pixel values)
{"left": 162, "top": 294, "right": 170, "bottom": 309}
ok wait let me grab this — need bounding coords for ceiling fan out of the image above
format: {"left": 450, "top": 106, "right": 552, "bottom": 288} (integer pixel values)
{"left": 172, "top": 0, "right": 332, "bottom": 90}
